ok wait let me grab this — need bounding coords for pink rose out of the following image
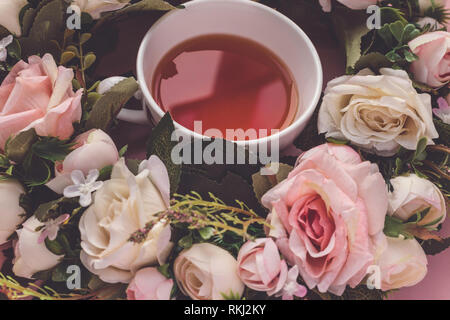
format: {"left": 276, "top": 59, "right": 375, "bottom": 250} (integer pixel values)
{"left": 126, "top": 267, "right": 173, "bottom": 300}
{"left": 319, "top": 0, "right": 378, "bottom": 12}
{"left": 46, "top": 129, "right": 119, "bottom": 193}
{"left": 409, "top": 31, "right": 450, "bottom": 87}
{"left": 262, "top": 143, "right": 388, "bottom": 295}
{"left": 0, "top": 54, "right": 83, "bottom": 150}
{"left": 237, "top": 238, "right": 288, "bottom": 295}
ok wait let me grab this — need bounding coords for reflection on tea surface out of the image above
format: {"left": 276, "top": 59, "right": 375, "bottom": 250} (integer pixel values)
{"left": 151, "top": 34, "right": 297, "bottom": 139}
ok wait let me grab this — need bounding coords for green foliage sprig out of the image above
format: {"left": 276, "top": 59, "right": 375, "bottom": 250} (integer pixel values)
{"left": 160, "top": 192, "right": 269, "bottom": 241}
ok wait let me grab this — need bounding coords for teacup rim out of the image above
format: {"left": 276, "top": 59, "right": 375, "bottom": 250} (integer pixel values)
{"left": 136, "top": 0, "right": 323, "bottom": 147}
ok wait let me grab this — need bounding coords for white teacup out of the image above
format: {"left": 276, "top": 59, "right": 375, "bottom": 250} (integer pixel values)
{"left": 121, "top": 0, "right": 323, "bottom": 151}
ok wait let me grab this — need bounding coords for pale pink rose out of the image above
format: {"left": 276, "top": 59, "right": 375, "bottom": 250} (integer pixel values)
{"left": 126, "top": 267, "right": 173, "bottom": 300}
{"left": 0, "top": 54, "right": 83, "bottom": 150}
{"left": 46, "top": 129, "right": 119, "bottom": 193}
{"left": 237, "top": 238, "right": 288, "bottom": 295}
{"left": 378, "top": 237, "right": 428, "bottom": 291}
{"left": 319, "top": 0, "right": 377, "bottom": 12}
{"left": 409, "top": 31, "right": 450, "bottom": 87}
{"left": 174, "top": 243, "right": 244, "bottom": 300}
{"left": 262, "top": 143, "right": 389, "bottom": 295}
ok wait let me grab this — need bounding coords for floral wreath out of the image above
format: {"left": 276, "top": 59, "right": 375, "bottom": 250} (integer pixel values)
{"left": 0, "top": 0, "right": 448, "bottom": 301}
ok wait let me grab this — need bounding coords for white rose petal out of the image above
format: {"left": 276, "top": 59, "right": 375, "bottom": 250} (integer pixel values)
{"left": 378, "top": 237, "right": 428, "bottom": 291}
{"left": 79, "top": 158, "right": 173, "bottom": 283}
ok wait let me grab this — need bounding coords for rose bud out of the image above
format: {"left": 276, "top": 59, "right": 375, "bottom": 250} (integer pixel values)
{"left": 46, "top": 129, "right": 119, "bottom": 194}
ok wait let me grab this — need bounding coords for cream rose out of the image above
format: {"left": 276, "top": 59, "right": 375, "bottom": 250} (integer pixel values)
{"left": 0, "top": 0, "right": 27, "bottom": 36}
{"left": 79, "top": 157, "right": 173, "bottom": 283}
{"left": 13, "top": 216, "right": 63, "bottom": 279}
{"left": 388, "top": 174, "right": 446, "bottom": 227}
{"left": 318, "top": 68, "right": 439, "bottom": 156}
{"left": 174, "top": 243, "right": 245, "bottom": 300}
{"left": 0, "top": 179, "right": 25, "bottom": 245}
{"left": 71, "top": 0, "right": 131, "bottom": 19}
{"left": 378, "top": 236, "right": 428, "bottom": 291}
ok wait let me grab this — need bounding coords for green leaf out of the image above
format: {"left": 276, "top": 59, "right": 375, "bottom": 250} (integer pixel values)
{"left": 45, "top": 237, "right": 65, "bottom": 256}
{"left": 146, "top": 113, "right": 181, "bottom": 195}
{"left": 385, "top": 50, "right": 402, "bottom": 62}
{"left": 83, "top": 53, "right": 96, "bottom": 70}
{"left": 98, "top": 165, "right": 113, "bottom": 181}
{"left": 354, "top": 52, "right": 393, "bottom": 72}
{"left": 60, "top": 51, "right": 76, "bottom": 65}
{"left": 80, "top": 33, "right": 92, "bottom": 45}
{"left": 178, "top": 234, "right": 193, "bottom": 249}
{"left": 330, "top": 8, "right": 370, "bottom": 68}
{"left": 383, "top": 215, "right": 414, "bottom": 239}
{"left": 157, "top": 264, "right": 171, "bottom": 278}
{"left": 326, "top": 137, "right": 350, "bottom": 145}
{"left": 5, "top": 129, "right": 38, "bottom": 163}
{"left": 19, "top": 0, "right": 67, "bottom": 57}
{"left": 7, "top": 38, "right": 21, "bottom": 60}
{"left": 251, "top": 163, "right": 293, "bottom": 203}
{"left": 389, "top": 21, "right": 404, "bottom": 43}
{"left": 32, "top": 137, "right": 75, "bottom": 162}
{"left": 198, "top": 227, "right": 215, "bottom": 240}
{"left": 414, "top": 137, "right": 428, "bottom": 161}
{"left": 433, "top": 119, "right": 450, "bottom": 143}
{"left": 86, "top": 77, "right": 139, "bottom": 131}
{"left": 403, "top": 49, "right": 417, "bottom": 63}
{"left": 51, "top": 264, "right": 70, "bottom": 282}
{"left": 118, "top": 145, "right": 128, "bottom": 157}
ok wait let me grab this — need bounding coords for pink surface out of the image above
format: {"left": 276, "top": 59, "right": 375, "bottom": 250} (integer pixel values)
{"left": 105, "top": 5, "right": 449, "bottom": 300}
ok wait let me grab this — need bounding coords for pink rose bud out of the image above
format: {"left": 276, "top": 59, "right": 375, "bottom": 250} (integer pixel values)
{"left": 237, "top": 238, "right": 288, "bottom": 296}
{"left": 0, "top": 54, "right": 83, "bottom": 150}
{"left": 46, "top": 129, "right": 119, "bottom": 194}
{"left": 409, "top": 31, "right": 450, "bottom": 87}
{"left": 127, "top": 267, "right": 173, "bottom": 300}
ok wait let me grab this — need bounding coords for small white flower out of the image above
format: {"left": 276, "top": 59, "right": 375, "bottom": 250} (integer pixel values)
{"left": 63, "top": 169, "right": 103, "bottom": 207}
{"left": 434, "top": 97, "right": 450, "bottom": 124}
{"left": 274, "top": 266, "right": 307, "bottom": 300}
{"left": 0, "top": 35, "right": 13, "bottom": 62}
{"left": 37, "top": 214, "right": 70, "bottom": 244}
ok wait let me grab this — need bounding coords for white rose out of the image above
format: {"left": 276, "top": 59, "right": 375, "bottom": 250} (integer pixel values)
{"left": 79, "top": 157, "right": 173, "bottom": 283}
{"left": 389, "top": 174, "right": 446, "bottom": 227}
{"left": 318, "top": 68, "right": 439, "bottom": 156}
{"left": 0, "top": 0, "right": 27, "bottom": 36}
{"left": 378, "top": 237, "right": 428, "bottom": 291}
{"left": 13, "top": 216, "right": 63, "bottom": 279}
{"left": 174, "top": 243, "right": 245, "bottom": 300}
{"left": 0, "top": 179, "right": 25, "bottom": 245}
{"left": 71, "top": 0, "right": 131, "bottom": 19}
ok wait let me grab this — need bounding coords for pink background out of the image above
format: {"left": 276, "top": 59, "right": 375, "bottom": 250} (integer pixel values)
{"left": 95, "top": 5, "right": 449, "bottom": 300}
